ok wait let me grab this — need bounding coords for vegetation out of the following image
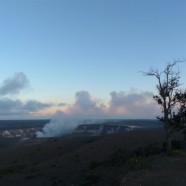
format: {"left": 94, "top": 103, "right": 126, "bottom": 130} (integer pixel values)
{"left": 143, "top": 61, "right": 186, "bottom": 155}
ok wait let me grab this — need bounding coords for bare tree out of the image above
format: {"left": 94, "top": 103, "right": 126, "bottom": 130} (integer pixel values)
{"left": 142, "top": 60, "right": 185, "bottom": 155}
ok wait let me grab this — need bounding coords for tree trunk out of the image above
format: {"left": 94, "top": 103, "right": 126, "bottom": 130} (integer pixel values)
{"left": 166, "top": 129, "right": 172, "bottom": 155}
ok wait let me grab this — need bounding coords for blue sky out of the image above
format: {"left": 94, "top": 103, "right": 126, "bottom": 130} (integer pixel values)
{"left": 0, "top": 0, "right": 186, "bottom": 119}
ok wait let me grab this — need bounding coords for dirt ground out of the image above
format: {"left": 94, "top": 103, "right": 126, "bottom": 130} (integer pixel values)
{"left": 0, "top": 130, "right": 185, "bottom": 186}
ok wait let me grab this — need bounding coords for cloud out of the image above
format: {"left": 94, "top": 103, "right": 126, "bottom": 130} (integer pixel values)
{"left": 23, "top": 100, "right": 53, "bottom": 112}
{"left": 57, "top": 90, "right": 159, "bottom": 119}
{"left": 64, "top": 90, "right": 158, "bottom": 119}
{"left": 75, "top": 91, "right": 96, "bottom": 110}
{"left": 57, "top": 102, "right": 66, "bottom": 106}
{"left": 37, "top": 90, "right": 160, "bottom": 137}
{"left": 0, "top": 98, "right": 53, "bottom": 117}
{"left": 0, "top": 89, "right": 159, "bottom": 119}
{"left": 67, "top": 91, "right": 105, "bottom": 118}
{"left": 0, "top": 72, "right": 160, "bottom": 120}
{"left": 108, "top": 91, "right": 159, "bottom": 118}
{"left": 0, "top": 98, "right": 23, "bottom": 116}
{"left": 0, "top": 72, "right": 30, "bottom": 96}
{"left": 37, "top": 91, "right": 108, "bottom": 137}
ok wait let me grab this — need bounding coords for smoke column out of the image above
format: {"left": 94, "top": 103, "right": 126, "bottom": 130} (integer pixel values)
{"left": 36, "top": 91, "right": 105, "bottom": 137}
{"left": 36, "top": 119, "right": 80, "bottom": 137}
{"left": 36, "top": 110, "right": 82, "bottom": 137}
{"left": 36, "top": 90, "right": 157, "bottom": 137}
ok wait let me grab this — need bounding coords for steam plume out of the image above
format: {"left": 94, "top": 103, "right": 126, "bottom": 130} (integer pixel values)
{"left": 36, "top": 91, "right": 104, "bottom": 137}
{"left": 36, "top": 90, "right": 158, "bottom": 137}
{"left": 36, "top": 104, "right": 84, "bottom": 137}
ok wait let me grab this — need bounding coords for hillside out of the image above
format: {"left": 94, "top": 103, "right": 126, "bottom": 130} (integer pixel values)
{"left": 0, "top": 130, "right": 186, "bottom": 186}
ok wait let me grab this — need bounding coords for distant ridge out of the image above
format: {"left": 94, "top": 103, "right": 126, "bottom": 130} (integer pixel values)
{"left": 0, "top": 119, "right": 50, "bottom": 130}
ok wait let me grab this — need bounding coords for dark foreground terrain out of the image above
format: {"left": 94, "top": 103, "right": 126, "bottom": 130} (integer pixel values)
{"left": 0, "top": 130, "right": 186, "bottom": 186}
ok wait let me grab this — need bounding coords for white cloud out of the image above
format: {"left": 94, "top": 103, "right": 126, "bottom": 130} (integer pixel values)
{"left": 37, "top": 90, "right": 160, "bottom": 137}
{"left": 0, "top": 98, "right": 53, "bottom": 117}
{"left": 62, "top": 90, "right": 159, "bottom": 119}
{"left": 108, "top": 91, "right": 159, "bottom": 118}
{"left": 23, "top": 100, "right": 53, "bottom": 112}
{"left": 67, "top": 91, "right": 106, "bottom": 119}
{"left": 0, "top": 72, "right": 30, "bottom": 96}
{"left": 0, "top": 72, "right": 160, "bottom": 119}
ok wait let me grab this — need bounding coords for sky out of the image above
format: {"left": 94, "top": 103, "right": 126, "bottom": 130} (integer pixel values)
{"left": 0, "top": 0, "right": 186, "bottom": 119}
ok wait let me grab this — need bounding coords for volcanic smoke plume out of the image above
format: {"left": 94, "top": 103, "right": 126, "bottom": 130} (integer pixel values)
{"left": 36, "top": 91, "right": 104, "bottom": 137}
{"left": 36, "top": 119, "right": 80, "bottom": 137}
{"left": 36, "top": 90, "right": 158, "bottom": 137}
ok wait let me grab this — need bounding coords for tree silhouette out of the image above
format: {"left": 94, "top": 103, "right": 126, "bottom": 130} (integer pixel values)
{"left": 143, "top": 60, "right": 186, "bottom": 155}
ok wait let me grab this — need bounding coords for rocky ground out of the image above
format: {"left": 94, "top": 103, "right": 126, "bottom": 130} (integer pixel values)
{"left": 0, "top": 130, "right": 185, "bottom": 186}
